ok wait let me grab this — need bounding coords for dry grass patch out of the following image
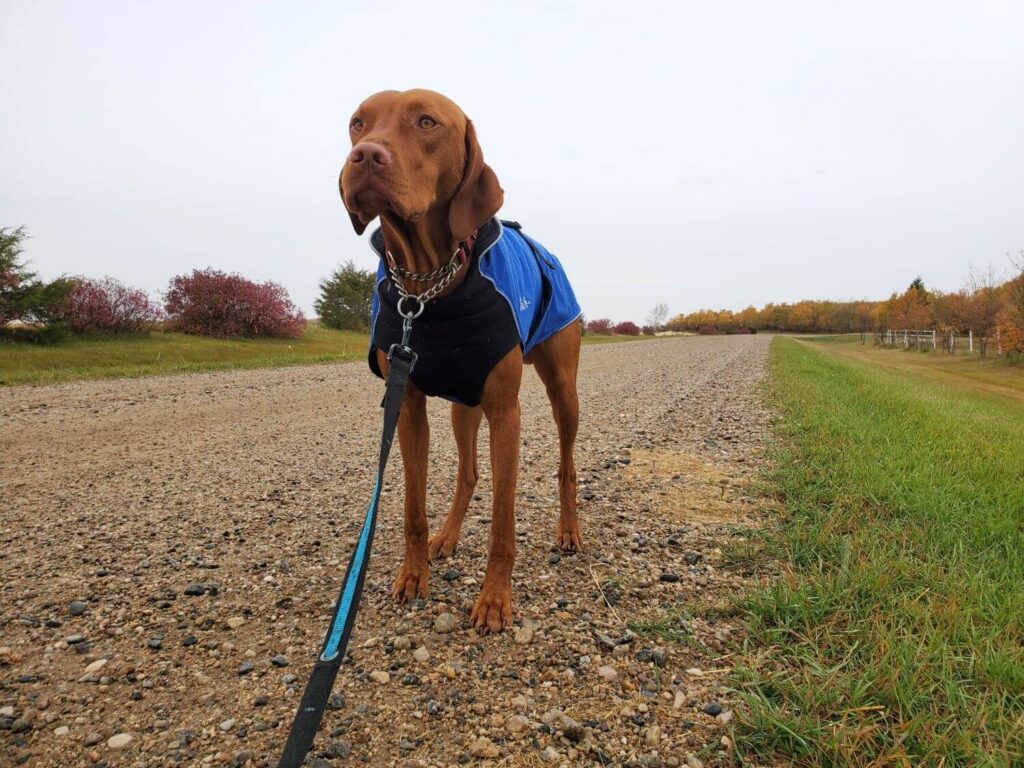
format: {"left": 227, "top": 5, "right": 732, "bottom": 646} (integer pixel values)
{"left": 624, "top": 448, "right": 761, "bottom": 527}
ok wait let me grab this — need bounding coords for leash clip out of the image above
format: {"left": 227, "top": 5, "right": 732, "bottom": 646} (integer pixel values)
{"left": 389, "top": 305, "right": 418, "bottom": 369}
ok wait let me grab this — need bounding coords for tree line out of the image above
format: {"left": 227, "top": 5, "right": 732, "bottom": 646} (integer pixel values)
{"left": 664, "top": 256, "right": 1024, "bottom": 355}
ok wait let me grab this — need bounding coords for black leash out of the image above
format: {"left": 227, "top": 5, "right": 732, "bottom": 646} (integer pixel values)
{"left": 275, "top": 327, "right": 417, "bottom": 768}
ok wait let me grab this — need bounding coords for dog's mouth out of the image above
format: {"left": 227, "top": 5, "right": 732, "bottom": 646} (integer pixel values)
{"left": 344, "top": 173, "right": 424, "bottom": 224}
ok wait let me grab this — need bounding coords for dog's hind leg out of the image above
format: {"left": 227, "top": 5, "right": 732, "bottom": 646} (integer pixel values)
{"left": 530, "top": 321, "right": 583, "bottom": 551}
{"left": 428, "top": 403, "right": 483, "bottom": 560}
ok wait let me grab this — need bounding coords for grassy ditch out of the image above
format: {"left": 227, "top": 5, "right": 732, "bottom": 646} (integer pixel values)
{"left": 732, "top": 336, "right": 1024, "bottom": 766}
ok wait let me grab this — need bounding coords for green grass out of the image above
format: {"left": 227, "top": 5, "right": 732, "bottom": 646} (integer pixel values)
{"left": 581, "top": 332, "right": 662, "bottom": 345}
{"left": 0, "top": 324, "right": 367, "bottom": 386}
{"left": 731, "top": 336, "right": 1024, "bottom": 767}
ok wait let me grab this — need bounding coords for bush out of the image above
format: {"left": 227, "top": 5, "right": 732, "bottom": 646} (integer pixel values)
{"left": 57, "top": 277, "right": 163, "bottom": 334}
{"left": 586, "top": 318, "right": 613, "bottom": 334}
{"left": 613, "top": 321, "right": 641, "bottom": 336}
{"left": 641, "top": 325, "right": 656, "bottom": 336}
{"left": 165, "top": 269, "right": 306, "bottom": 339}
{"left": 697, "top": 325, "right": 722, "bottom": 335}
{"left": 315, "top": 260, "right": 375, "bottom": 331}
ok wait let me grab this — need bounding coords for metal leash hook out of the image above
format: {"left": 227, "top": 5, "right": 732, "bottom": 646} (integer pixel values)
{"left": 395, "top": 295, "right": 424, "bottom": 351}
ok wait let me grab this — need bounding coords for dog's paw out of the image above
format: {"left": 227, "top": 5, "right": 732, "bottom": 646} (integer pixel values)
{"left": 427, "top": 530, "right": 459, "bottom": 561}
{"left": 556, "top": 525, "right": 583, "bottom": 552}
{"left": 391, "top": 561, "right": 430, "bottom": 604}
{"left": 470, "top": 582, "right": 513, "bottom": 634}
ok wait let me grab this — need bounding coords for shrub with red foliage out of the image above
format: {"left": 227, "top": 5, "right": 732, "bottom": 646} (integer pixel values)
{"left": 697, "top": 325, "right": 722, "bottom": 335}
{"left": 586, "top": 318, "right": 614, "bottom": 334}
{"left": 735, "top": 327, "right": 755, "bottom": 334}
{"left": 58, "top": 277, "right": 163, "bottom": 334}
{"left": 613, "top": 321, "right": 641, "bottom": 336}
{"left": 165, "top": 269, "right": 306, "bottom": 339}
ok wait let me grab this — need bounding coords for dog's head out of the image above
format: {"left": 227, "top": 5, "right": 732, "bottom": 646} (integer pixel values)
{"left": 339, "top": 89, "right": 504, "bottom": 241}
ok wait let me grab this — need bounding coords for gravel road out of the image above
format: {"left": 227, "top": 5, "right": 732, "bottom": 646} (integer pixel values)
{"left": 1, "top": 334, "right": 772, "bottom": 768}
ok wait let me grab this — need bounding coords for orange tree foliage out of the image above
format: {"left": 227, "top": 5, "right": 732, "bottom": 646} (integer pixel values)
{"left": 665, "top": 267, "right": 1024, "bottom": 341}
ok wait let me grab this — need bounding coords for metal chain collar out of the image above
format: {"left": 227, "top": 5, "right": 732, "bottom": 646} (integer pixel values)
{"left": 387, "top": 248, "right": 462, "bottom": 282}
{"left": 387, "top": 246, "right": 466, "bottom": 320}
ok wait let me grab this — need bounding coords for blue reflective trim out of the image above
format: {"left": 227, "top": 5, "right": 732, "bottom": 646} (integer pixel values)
{"left": 321, "top": 479, "right": 379, "bottom": 661}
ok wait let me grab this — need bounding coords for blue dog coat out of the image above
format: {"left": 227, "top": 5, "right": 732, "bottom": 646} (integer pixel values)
{"left": 368, "top": 218, "right": 581, "bottom": 406}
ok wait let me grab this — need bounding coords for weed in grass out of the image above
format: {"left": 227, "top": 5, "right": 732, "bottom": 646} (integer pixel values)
{"left": 628, "top": 605, "right": 694, "bottom": 644}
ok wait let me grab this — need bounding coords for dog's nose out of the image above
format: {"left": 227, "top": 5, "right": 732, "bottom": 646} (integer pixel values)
{"left": 347, "top": 142, "right": 392, "bottom": 167}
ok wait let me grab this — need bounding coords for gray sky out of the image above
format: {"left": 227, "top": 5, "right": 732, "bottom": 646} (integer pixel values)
{"left": 2, "top": 1, "right": 1022, "bottom": 322}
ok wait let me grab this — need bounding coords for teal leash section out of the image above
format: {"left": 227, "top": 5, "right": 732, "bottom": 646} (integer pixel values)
{"left": 275, "top": 334, "right": 417, "bottom": 768}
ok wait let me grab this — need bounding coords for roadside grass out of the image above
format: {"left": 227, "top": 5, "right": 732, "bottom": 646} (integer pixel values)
{"left": 731, "top": 336, "right": 1024, "bottom": 767}
{"left": 0, "top": 324, "right": 367, "bottom": 386}
{"left": 581, "top": 333, "right": 661, "bottom": 345}
{"left": 0, "top": 322, "right": 667, "bottom": 386}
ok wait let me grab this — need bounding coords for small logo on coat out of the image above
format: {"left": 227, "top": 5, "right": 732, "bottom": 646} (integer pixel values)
{"left": 519, "top": 297, "right": 531, "bottom": 311}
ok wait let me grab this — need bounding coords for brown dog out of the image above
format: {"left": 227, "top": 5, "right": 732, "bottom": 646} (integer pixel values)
{"left": 339, "top": 89, "right": 582, "bottom": 633}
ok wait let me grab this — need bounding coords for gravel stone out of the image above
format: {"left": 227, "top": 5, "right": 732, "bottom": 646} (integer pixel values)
{"left": 68, "top": 601, "right": 88, "bottom": 616}
{"left": 469, "top": 737, "right": 499, "bottom": 758}
{"left": 513, "top": 626, "right": 534, "bottom": 645}
{"left": 597, "top": 665, "right": 618, "bottom": 682}
{"left": 433, "top": 612, "right": 457, "bottom": 633}
{"left": 107, "top": 733, "right": 132, "bottom": 749}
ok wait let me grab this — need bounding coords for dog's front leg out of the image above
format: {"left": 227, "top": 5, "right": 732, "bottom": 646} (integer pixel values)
{"left": 471, "top": 350, "right": 524, "bottom": 633}
{"left": 391, "top": 382, "right": 431, "bottom": 603}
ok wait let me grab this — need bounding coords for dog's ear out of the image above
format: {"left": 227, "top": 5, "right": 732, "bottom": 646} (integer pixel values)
{"left": 338, "top": 168, "right": 368, "bottom": 235}
{"left": 448, "top": 120, "right": 503, "bottom": 242}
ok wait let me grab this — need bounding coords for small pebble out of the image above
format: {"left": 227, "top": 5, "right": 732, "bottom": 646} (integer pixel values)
{"left": 644, "top": 724, "right": 661, "bottom": 746}
{"left": 469, "top": 737, "right": 499, "bottom": 758}
{"left": 433, "top": 612, "right": 457, "bottom": 633}
{"left": 107, "top": 733, "right": 133, "bottom": 749}
{"left": 597, "top": 665, "right": 618, "bottom": 682}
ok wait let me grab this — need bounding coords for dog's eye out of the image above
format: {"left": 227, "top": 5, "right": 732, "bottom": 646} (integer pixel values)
{"left": 417, "top": 116, "right": 437, "bottom": 129}
{"left": 350, "top": 118, "right": 364, "bottom": 132}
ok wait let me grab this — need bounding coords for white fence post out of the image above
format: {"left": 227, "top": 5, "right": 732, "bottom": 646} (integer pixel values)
{"left": 969, "top": 329, "right": 973, "bottom": 352}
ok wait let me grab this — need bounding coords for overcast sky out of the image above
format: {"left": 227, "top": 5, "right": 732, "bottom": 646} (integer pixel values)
{"left": 2, "top": 1, "right": 1022, "bottom": 322}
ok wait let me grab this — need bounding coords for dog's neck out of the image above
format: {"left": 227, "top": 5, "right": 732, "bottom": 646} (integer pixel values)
{"left": 380, "top": 209, "right": 468, "bottom": 297}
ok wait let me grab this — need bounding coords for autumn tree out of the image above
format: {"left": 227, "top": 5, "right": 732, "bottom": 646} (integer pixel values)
{"left": 645, "top": 302, "right": 669, "bottom": 331}
{"left": 963, "top": 266, "right": 1001, "bottom": 355}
